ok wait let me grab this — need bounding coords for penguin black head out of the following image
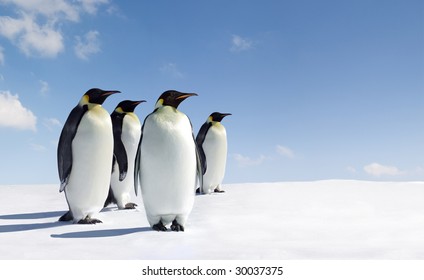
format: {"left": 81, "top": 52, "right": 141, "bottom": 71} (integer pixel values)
{"left": 82, "top": 88, "right": 121, "bottom": 105}
{"left": 155, "top": 90, "right": 198, "bottom": 109}
{"left": 209, "top": 112, "right": 232, "bottom": 123}
{"left": 115, "top": 100, "right": 146, "bottom": 113}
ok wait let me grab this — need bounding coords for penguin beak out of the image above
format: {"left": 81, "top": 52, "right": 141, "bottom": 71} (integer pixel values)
{"left": 134, "top": 100, "right": 146, "bottom": 105}
{"left": 176, "top": 93, "right": 198, "bottom": 101}
{"left": 216, "top": 113, "right": 232, "bottom": 122}
{"left": 102, "top": 90, "right": 121, "bottom": 97}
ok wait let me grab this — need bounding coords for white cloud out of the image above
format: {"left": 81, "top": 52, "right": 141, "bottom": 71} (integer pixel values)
{"left": 233, "top": 153, "right": 267, "bottom": 167}
{"left": 276, "top": 145, "right": 294, "bottom": 158}
{"left": 363, "top": 162, "right": 404, "bottom": 177}
{"left": 77, "top": 0, "right": 109, "bottom": 14}
{"left": 160, "top": 62, "right": 184, "bottom": 78}
{"left": 0, "top": 12, "right": 64, "bottom": 57}
{"left": 43, "top": 117, "right": 61, "bottom": 131}
{"left": 0, "top": 45, "right": 4, "bottom": 65}
{"left": 0, "top": 0, "right": 110, "bottom": 58}
{"left": 106, "top": 4, "right": 125, "bottom": 18}
{"left": 346, "top": 166, "right": 357, "bottom": 174}
{"left": 230, "top": 35, "right": 253, "bottom": 52}
{"left": 0, "top": 0, "right": 80, "bottom": 21}
{"left": 0, "top": 91, "right": 37, "bottom": 131}
{"left": 39, "top": 79, "right": 49, "bottom": 96}
{"left": 30, "top": 142, "right": 47, "bottom": 152}
{"left": 74, "top": 30, "right": 101, "bottom": 60}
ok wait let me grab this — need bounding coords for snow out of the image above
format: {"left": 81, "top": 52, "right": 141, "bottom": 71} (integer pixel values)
{"left": 0, "top": 180, "right": 424, "bottom": 260}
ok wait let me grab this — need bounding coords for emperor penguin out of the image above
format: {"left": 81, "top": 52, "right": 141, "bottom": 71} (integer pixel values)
{"left": 57, "top": 88, "right": 120, "bottom": 224}
{"left": 104, "top": 100, "right": 145, "bottom": 210}
{"left": 196, "top": 112, "right": 231, "bottom": 194}
{"left": 134, "top": 90, "right": 202, "bottom": 232}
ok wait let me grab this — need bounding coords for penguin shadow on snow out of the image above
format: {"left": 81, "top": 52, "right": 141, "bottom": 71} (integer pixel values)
{"left": 50, "top": 206, "right": 151, "bottom": 238}
{"left": 50, "top": 227, "right": 151, "bottom": 239}
{"left": 0, "top": 210, "right": 66, "bottom": 220}
{"left": 0, "top": 210, "right": 69, "bottom": 233}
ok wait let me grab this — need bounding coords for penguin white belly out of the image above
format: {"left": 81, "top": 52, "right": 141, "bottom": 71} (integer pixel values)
{"left": 111, "top": 114, "right": 141, "bottom": 208}
{"left": 202, "top": 125, "right": 227, "bottom": 194}
{"left": 65, "top": 106, "right": 113, "bottom": 222}
{"left": 140, "top": 109, "right": 196, "bottom": 226}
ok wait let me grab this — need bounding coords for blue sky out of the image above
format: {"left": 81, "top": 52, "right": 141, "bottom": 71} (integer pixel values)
{"left": 0, "top": 0, "right": 423, "bottom": 184}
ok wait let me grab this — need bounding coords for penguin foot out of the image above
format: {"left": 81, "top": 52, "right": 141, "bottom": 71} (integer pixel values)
{"left": 214, "top": 188, "right": 225, "bottom": 193}
{"left": 58, "top": 211, "right": 73, "bottom": 222}
{"left": 170, "top": 220, "right": 184, "bottom": 232}
{"left": 196, "top": 188, "right": 201, "bottom": 194}
{"left": 77, "top": 216, "right": 103, "bottom": 224}
{"left": 152, "top": 221, "right": 167, "bottom": 232}
{"left": 124, "top": 203, "right": 138, "bottom": 209}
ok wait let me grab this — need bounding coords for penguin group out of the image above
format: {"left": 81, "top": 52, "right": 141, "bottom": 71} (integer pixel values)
{"left": 57, "top": 88, "right": 231, "bottom": 231}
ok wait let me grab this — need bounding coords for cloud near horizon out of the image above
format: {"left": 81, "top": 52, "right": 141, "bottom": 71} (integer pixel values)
{"left": 0, "top": 91, "right": 37, "bottom": 131}
{"left": 276, "top": 145, "right": 295, "bottom": 158}
{"left": 233, "top": 153, "right": 267, "bottom": 167}
{"left": 363, "top": 162, "right": 404, "bottom": 177}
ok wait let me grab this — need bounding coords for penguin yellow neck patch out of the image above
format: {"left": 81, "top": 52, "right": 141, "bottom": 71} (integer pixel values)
{"left": 79, "top": 95, "right": 90, "bottom": 106}
{"left": 155, "top": 98, "right": 164, "bottom": 109}
{"left": 115, "top": 107, "right": 125, "bottom": 114}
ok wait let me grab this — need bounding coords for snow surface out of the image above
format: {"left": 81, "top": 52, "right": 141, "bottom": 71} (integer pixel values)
{"left": 0, "top": 180, "right": 423, "bottom": 260}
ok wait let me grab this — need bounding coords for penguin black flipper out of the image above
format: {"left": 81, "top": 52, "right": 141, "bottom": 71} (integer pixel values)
{"left": 111, "top": 112, "right": 128, "bottom": 181}
{"left": 193, "top": 134, "right": 204, "bottom": 192}
{"left": 195, "top": 122, "right": 211, "bottom": 175}
{"left": 57, "top": 105, "right": 88, "bottom": 192}
{"left": 190, "top": 119, "right": 204, "bottom": 191}
{"left": 134, "top": 112, "right": 152, "bottom": 196}
{"left": 134, "top": 136, "right": 141, "bottom": 196}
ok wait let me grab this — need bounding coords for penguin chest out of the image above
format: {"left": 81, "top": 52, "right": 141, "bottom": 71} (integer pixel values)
{"left": 203, "top": 124, "right": 228, "bottom": 187}
{"left": 140, "top": 109, "right": 196, "bottom": 214}
{"left": 121, "top": 113, "right": 142, "bottom": 158}
{"left": 66, "top": 106, "right": 113, "bottom": 212}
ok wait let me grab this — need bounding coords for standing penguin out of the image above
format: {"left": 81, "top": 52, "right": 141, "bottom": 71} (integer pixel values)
{"left": 196, "top": 112, "right": 231, "bottom": 194}
{"left": 57, "top": 88, "right": 120, "bottom": 224}
{"left": 104, "top": 100, "right": 145, "bottom": 210}
{"left": 134, "top": 90, "right": 202, "bottom": 232}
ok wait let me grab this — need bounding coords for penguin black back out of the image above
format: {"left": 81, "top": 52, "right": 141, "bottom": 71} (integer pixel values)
{"left": 111, "top": 100, "right": 146, "bottom": 181}
{"left": 57, "top": 105, "right": 88, "bottom": 189}
{"left": 195, "top": 112, "right": 231, "bottom": 175}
